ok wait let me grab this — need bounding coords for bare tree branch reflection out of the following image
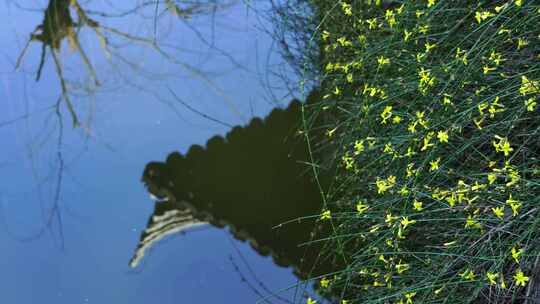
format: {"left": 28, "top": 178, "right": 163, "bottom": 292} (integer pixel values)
{"left": 14, "top": 0, "right": 241, "bottom": 128}
{"left": 227, "top": 235, "right": 298, "bottom": 304}
{"left": 168, "top": 87, "right": 233, "bottom": 128}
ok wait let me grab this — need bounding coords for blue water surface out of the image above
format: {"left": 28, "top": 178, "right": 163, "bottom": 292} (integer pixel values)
{"left": 0, "top": 1, "right": 318, "bottom": 303}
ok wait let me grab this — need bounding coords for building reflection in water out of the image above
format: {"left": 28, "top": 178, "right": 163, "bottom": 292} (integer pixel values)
{"left": 130, "top": 95, "right": 344, "bottom": 281}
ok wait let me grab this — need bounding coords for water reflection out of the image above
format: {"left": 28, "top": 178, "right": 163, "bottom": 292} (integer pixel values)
{"left": 14, "top": 0, "right": 242, "bottom": 127}
{"left": 133, "top": 93, "right": 342, "bottom": 282}
{"left": 2, "top": 0, "right": 314, "bottom": 302}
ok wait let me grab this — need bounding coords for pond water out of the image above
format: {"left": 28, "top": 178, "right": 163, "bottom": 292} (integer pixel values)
{"left": 0, "top": 1, "right": 330, "bottom": 303}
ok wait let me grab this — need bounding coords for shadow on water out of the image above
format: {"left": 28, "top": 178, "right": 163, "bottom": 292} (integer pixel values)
{"left": 131, "top": 91, "right": 345, "bottom": 285}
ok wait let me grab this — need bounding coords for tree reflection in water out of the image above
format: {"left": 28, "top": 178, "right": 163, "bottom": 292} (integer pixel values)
{"left": 9, "top": 0, "right": 246, "bottom": 245}
{"left": 15, "top": 0, "right": 238, "bottom": 127}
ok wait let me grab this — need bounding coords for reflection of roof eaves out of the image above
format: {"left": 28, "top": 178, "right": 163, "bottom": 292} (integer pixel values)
{"left": 129, "top": 206, "right": 206, "bottom": 268}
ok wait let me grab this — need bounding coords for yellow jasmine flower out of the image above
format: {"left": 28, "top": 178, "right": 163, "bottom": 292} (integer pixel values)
{"left": 356, "top": 201, "right": 369, "bottom": 214}
{"left": 525, "top": 97, "right": 537, "bottom": 111}
{"left": 425, "top": 42, "right": 436, "bottom": 52}
{"left": 492, "top": 135, "right": 513, "bottom": 156}
{"left": 515, "top": 0, "right": 523, "bottom": 7}
{"left": 341, "top": 3, "right": 352, "bottom": 16}
{"left": 442, "top": 94, "right": 452, "bottom": 105}
{"left": 325, "top": 62, "right": 335, "bottom": 72}
{"left": 418, "top": 68, "right": 435, "bottom": 94}
{"left": 396, "top": 261, "right": 410, "bottom": 273}
{"left": 384, "top": 142, "right": 395, "bottom": 154}
{"left": 320, "top": 277, "right": 330, "bottom": 288}
{"left": 471, "top": 182, "right": 486, "bottom": 191}
{"left": 357, "top": 34, "right": 367, "bottom": 44}
{"left": 393, "top": 115, "right": 402, "bottom": 124}
{"left": 321, "top": 30, "right": 330, "bottom": 41}
{"left": 342, "top": 153, "right": 354, "bottom": 170}
{"left": 474, "top": 116, "right": 484, "bottom": 129}
{"left": 367, "top": 18, "right": 378, "bottom": 29}
{"left": 437, "top": 130, "right": 449, "bottom": 143}
{"left": 483, "top": 65, "right": 496, "bottom": 74}
{"left": 517, "top": 38, "right": 529, "bottom": 50}
{"left": 354, "top": 139, "right": 365, "bottom": 155}
{"left": 327, "top": 127, "right": 338, "bottom": 138}
{"left": 399, "top": 186, "right": 409, "bottom": 196}
{"left": 459, "top": 269, "right": 476, "bottom": 281}
{"left": 475, "top": 11, "right": 494, "bottom": 24}
{"left": 406, "top": 163, "right": 415, "bottom": 177}
{"left": 421, "top": 133, "right": 434, "bottom": 151}
{"left": 307, "top": 297, "right": 317, "bottom": 304}
{"left": 506, "top": 168, "right": 521, "bottom": 187}
{"left": 478, "top": 102, "right": 489, "bottom": 116}
{"left": 445, "top": 193, "right": 457, "bottom": 207}
{"left": 486, "top": 272, "right": 499, "bottom": 285}
{"left": 492, "top": 206, "right": 505, "bottom": 219}
{"left": 465, "top": 215, "right": 481, "bottom": 229}
{"left": 455, "top": 48, "right": 468, "bottom": 65}
{"left": 495, "top": 4, "right": 507, "bottom": 12}
{"left": 418, "top": 24, "right": 429, "bottom": 34}
{"left": 380, "top": 106, "right": 393, "bottom": 124}
{"left": 404, "top": 29, "right": 412, "bottom": 42}
{"left": 430, "top": 158, "right": 441, "bottom": 171}
{"left": 396, "top": 4, "right": 404, "bottom": 14}
{"left": 386, "top": 212, "right": 399, "bottom": 224}
{"left": 427, "top": 0, "right": 436, "bottom": 8}
{"left": 376, "top": 179, "right": 389, "bottom": 194}
{"left": 377, "top": 56, "right": 390, "bottom": 66}
{"left": 511, "top": 245, "right": 523, "bottom": 263}
{"left": 401, "top": 216, "right": 416, "bottom": 229}
{"left": 489, "top": 51, "right": 505, "bottom": 65}
{"left": 405, "top": 292, "right": 416, "bottom": 304}
{"left": 320, "top": 209, "right": 331, "bottom": 220}
{"left": 520, "top": 76, "right": 539, "bottom": 96}
{"left": 500, "top": 275, "right": 507, "bottom": 289}
{"left": 367, "top": 137, "right": 377, "bottom": 148}
{"left": 498, "top": 28, "right": 511, "bottom": 35}
{"left": 489, "top": 97, "right": 505, "bottom": 118}
{"left": 385, "top": 10, "right": 396, "bottom": 27}
{"left": 413, "top": 199, "right": 423, "bottom": 211}
{"left": 378, "top": 88, "right": 387, "bottom": 99}
{"left": 506, "top": 194, "right": 522, "bottom": 216}
{"left": 408, "top": 121, "right": 418, "bottom": 133}
{"left": 487, "top": 173, "right": 497, "bottom": 184}
{"left": 514, "top": 270, "right": 529, "bottom": 287}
